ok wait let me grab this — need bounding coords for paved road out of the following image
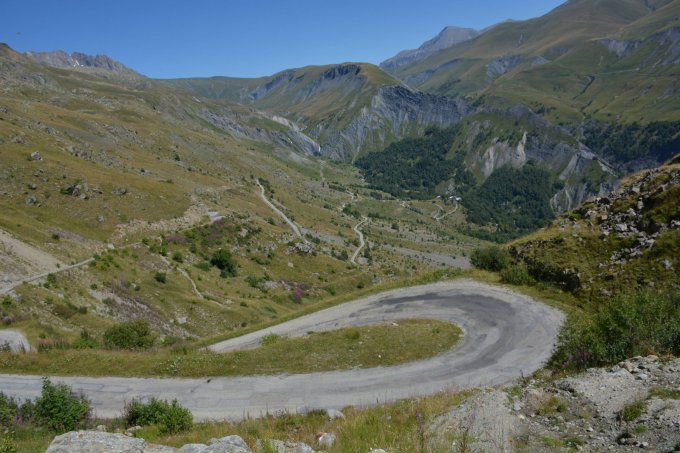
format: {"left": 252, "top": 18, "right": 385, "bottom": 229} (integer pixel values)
{"left": 0, "top": 280, "right": 563, "bottom": 421}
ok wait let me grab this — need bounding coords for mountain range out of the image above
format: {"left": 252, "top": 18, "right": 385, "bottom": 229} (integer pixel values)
{"left": 1, "top": 0, "right": 679, "bottom": 239}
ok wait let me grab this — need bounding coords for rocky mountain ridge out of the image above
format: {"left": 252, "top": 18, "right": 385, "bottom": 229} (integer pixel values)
{"left": 380, "top": 26, "right": 479, "bottom": 73}
{"left": 25, "top": 49, "right": 141, "bottom": 78}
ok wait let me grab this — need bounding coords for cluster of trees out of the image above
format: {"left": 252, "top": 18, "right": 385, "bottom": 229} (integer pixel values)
{"left": 583, "top": 120, "right": 680, "bottom": 166}
{"left": 357, "top": 127, "right": 555, "bottom": 240}
{"left": 463, "top": 162, "right": 556, "bottom": 241}
{"left": 356, "top": 126, "right": 474, "bottom": 199}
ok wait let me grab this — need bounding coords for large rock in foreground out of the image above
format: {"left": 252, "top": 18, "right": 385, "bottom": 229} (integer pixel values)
{"left": 45, "top": 431, "right": 317, "bottom": 453}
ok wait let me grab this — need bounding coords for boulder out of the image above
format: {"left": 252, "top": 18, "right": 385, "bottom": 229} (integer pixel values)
{"left": 30, "top": 151, "right": 42, "bottom": 161}
{"left": 316, "top": 432, "right": 336, "bottom": 448}
{"left": 258, "top": 439, "right": 315, "bottom": 453}
{"left": 45, "top": 431, "right": 147, "bottom": 453}
{"left": 45, "top": 432, "right": 253, "bottom": 453}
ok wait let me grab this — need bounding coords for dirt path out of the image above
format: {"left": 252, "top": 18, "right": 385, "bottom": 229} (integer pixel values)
{"left": 256, "top": 180, "right": 305, "bottom": 240}
{"left": 0, "top": 226, "right": 93, "bottom": 295}
{"left": 0, "top": 229, "right": 66, "bottom": 293}
{"left": 350, "top": 217, "right": 368, "bottom": 264}
{"left": 431, "top": 201, "right": 459, "bottom": 221}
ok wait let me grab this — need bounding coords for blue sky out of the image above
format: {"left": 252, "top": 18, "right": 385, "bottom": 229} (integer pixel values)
{"left": 1, "top": 0, "right": 565, "bottom": 78}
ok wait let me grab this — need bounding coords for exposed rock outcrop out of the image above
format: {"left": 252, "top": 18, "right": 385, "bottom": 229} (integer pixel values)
{"left": 317, "top": 85, "right": 471, "bottom": 160}
{"left": 429, "top": 356, "right": 680, "bottom": 452}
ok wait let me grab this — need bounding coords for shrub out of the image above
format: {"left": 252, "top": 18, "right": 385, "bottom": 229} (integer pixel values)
{"left": 618, "top": 400, "right": 647, "bottom": 422}
{"left": 470, "top": 246, "right": 511, "bottom": 271}
{"left": 344, "top": 328, "right": 361, "bottom": 340}
{"left": 103, "top": 320, "right": 155, "bottom": 350}
{"left": 260, "top": 333, "right": 281, "bottom": 346}
{"left": 550, "top": 290, "right": 680, "bottom": 370}
{"left": 0, "top": 437, "right": 17, "bottom": 453}
{"left": 124, "top": 398, "right": 192, "bottom": 434}
{"left": 34, "top": 378, "right": 90, "bottom": 432}
{"left": 210, "top": 249, "right": 237, "bottom": 277}
{"left": 154, "top": 272, "right": 167, "bottom": 284}
{"left": 171, "top": 251, "right": 183, "bottom": 263}
{"left": 500, "top": 264, "right": 532, "bottom": 285}
{"left": 72, "top": 330, "right": 99, "bottom": 349}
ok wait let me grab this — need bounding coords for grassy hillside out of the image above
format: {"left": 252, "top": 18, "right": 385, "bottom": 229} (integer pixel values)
{"left": 508, "top": 157, "right": 680, "bottom": 302}
{"left": 166, "top": 63, "right": 401, "bottom": 131}
{"left": 392, "top": 0, "right": 680, "bottom": 126}
{"left": 0, "top": 43, "right": 484, "bottom": 351}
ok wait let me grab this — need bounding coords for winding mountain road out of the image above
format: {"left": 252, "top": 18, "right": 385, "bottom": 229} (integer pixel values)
{"left": 0, "top": 280, "right": 563, "bottom": 421}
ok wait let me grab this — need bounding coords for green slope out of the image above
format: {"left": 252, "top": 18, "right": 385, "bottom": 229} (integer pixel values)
{"left": 166, "top": 63, "right": 401, "bottom": 130}
{"left": 393, "top": 0, "right": 680, "bottom": 124}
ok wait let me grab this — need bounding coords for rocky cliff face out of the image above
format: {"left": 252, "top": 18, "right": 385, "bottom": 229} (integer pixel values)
{"left": 462, "top": 108, "right": 618, "bottom": 213}
{"left": 197, "top": 107, "right": 321, "bottom": 156}
{"left": 315, "top": 85, "right": 472, "bottom": 161}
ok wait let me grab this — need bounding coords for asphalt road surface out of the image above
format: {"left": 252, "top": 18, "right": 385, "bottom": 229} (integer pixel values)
{"left": 0, "top": 280, "right": 564, "bottom": 421}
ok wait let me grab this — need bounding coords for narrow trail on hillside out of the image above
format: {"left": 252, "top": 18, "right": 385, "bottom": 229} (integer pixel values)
{"left": 157, "top": 237, "right": 204, "bottom": 300}
{"left": 0, "top": 256, "right": 94, "bottom": 296}
{"left": 256, "top": 180, "right": 305, "bottom": 241}
{"left": 434, "top": 201, "right": 459, "bottom": 221}
{"left": 350, "top": 217, "right": 368, "bottom": 264}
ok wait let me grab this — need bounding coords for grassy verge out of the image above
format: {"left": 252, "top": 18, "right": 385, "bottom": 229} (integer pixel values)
{"left": 192, "top": 268, "right": 464, "bottom": 348}
{"left": 0, "top": 319, "right": 461, "bottom": 378}
{"left": 12, "top": 389, "right": 475, "bottom": 453}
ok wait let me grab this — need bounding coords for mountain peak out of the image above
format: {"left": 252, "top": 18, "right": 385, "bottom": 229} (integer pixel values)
{"left": 25, "top": 49, "right": 141, "bottom": 77}
{"left": 380, "top": 26, "right": 479, "bottom": 73}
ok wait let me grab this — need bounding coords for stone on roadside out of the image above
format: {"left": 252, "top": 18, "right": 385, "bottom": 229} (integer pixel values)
{"left": 316, "top": 432, "right": 336, "bottom": 447}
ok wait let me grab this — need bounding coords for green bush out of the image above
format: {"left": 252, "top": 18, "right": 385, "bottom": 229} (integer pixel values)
{"left": 34, "top": 378, "right": 90, "bottom": 432}
{"left": 260, "top": 333, "right": 281, "bottom": 346}
{"left": 550, "top": 290, "right": 680, "bottom": 370}
{"left": 124, "top": 398, "right": 192, "bottom": 434}
{"left": 0, "top": 437, "right": 17, "bottom": 453}
{"left": 500, "top": 264, "right": 532, "bottom": 285}
{"left": 618, "top": 400, "right": 647, "bottom": 422}
{"left": 72, "top": 330, "right": 99, "bottom": 349}
{"left": 470, "top": 246, "right": 511, "bottom": 271}
{"left": 154, "top": 272, "right": 167, "bottom": 284}
{"left": 171, "top": 251, "right": 183, "bottom": 263}
{"left": 210, "top": 249, "right": 237, "bottom": 277}
{"left": 103, "top": 320, "right": 155, "bottom": 350}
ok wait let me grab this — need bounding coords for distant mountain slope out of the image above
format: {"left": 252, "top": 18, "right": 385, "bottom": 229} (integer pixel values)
{"left": 392, "top": 0, "right": 679, "bottom": 124}
{"left": 167, "top": 63, "right": 472, "bottom": 160}
{"left": 380, "top": 26, "right": 479, "bottom": 73}
{"left": 25, "top": 49, "right": 142, "bottom": 80}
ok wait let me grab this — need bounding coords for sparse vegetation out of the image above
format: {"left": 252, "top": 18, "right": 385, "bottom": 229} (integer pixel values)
{"left": 618, "top": 399, "right": 647, "bottom": 422}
